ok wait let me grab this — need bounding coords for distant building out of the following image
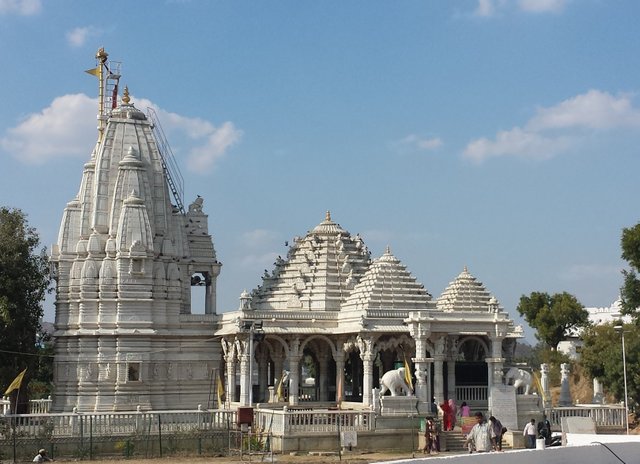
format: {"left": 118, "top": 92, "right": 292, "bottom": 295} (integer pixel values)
{"left": 557, "top": 299, "right": 631, "bottom": 360}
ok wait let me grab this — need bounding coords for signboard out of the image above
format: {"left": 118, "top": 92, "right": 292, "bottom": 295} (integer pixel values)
{"left": 341, "top": 431, "right": 357, "bottom": 448}
{"left": 490, "top": 384, "right": 518, "bottom": 431}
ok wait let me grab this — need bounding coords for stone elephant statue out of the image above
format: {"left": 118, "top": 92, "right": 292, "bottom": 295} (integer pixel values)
{"left": 504, "top": 367, "right": 532, "bottom": 394}
{"left": 379, "top": 367, "right": 412, "bottom": 397}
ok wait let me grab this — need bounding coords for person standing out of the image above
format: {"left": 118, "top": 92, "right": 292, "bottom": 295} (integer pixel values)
{"left": 538, "top": 415, "right": 552, "bottom": 446}
{"left": 423, "top": 417, "right": 439, "bottom": 454}
{"left": 465, "top": 412, "right": 492, "bottom": 453}
{"left": 440, "top": 400, "right": 452, "bottom": 431}
{"left": 459, "top": 401, "right": 471, "bottom": 418}
{"left": 447, "top": 399, "right": 458, "bottom": 430}
{"left": 488, "top": 416, "right": 504, "bottom": 451}
{"left": 523, "top": 418, "right": 537, "bottom": 448}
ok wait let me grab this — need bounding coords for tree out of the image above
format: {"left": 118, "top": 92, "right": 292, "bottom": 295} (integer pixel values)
{"left": 0, "top": 207, "right": 51, "bottom": 394}
{"left": 580, "top": 323, "right": 640, "bottom": 408}
{"left": 516, "top": 291, "right": 589, "bottom": 350}
{"left": 620, "top": 223, "right": 640, "bottom": 319}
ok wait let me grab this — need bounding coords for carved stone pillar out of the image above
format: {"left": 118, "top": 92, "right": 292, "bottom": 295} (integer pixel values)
{"left": 541, "top": 363, "right": 551, "bottom": 408}
{"left": 432, "top": 336, "right": 446, "bottom": 404}
{"left": 238, "top": 338, "right": 250, "bottom": 406}
{"left": 288, "top": 338, "right": 301, "bottom": 405}
{"left": 222, "top": 338, "right": 236, "bottom": 404}
{"left": 447, "top": 360, "right": 456, "bottom": 401}
{"left": 257, "top": 350, "right": 269, "bottom": 403}
{"left": 318, "top": 353, "right": 329, "bottom": 401}
{"left": 357, "top": 335, "right": 374, "bottom": 406}
{"left": 335, "top": 344, "right": 345, "bottom": 403}
{"left": 559, "top": 363, "right": 572, "bottom": 406}
{"left": 409, "top": 319, "right": 432, "bottom": 413}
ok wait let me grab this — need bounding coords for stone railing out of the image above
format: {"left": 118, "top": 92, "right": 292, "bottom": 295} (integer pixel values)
{"left": 455, "top": 385, "right": 488, "bottom": 403}
{"left": 0, "top": 407, "right": 237, "bottom": 439}
{"left": 254, "top": 407, "right": 375, "bottom": 435}
{"left": 1, "top": 396, "right": 52, "bottom": 415}
{"left": 548, "top": 405, "right": 626, "bottom": 429}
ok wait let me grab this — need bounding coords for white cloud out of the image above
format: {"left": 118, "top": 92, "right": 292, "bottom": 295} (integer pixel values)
{"left": 0, "top": 94, "right": 97, "bottom": 164}
{"left": 1, "top": 93, "right": 242, "bottom": 171}
{"left": 474, "top": 0, "right": 497, "bottom": 17}
{"left": 66, "top": 26, "right": 98, "bottom": 48}
{"left": 400, "top": 134, "right": 443, "bottom": 151}
{"left": 464, "top": 128, "right": 572, "bottom": 162}
{"left": 527, "top": 90, "right": 640, "bottom": 131}
{"left": 239, "top": 252, "right": 280, "bottom": 270}
{"left": 0, "top": 0, "right": 41, "bottom": 15}
{"left": 186, "top": 122, "right": 242, "bottom": 172}
{"left": 473, "top": 0, "right": 567, "bottom": 17}
{"left": 558, "top": 263, "right": 622, "bottom": 281}
{"left": 242, "top": 229, "right": 280, "bottom": 248}
{"left": 463, "top": 90, "right": 640, "bottom": 163}
{"left": 518, "top": 0, "right": 567, "bottom": 13}
{"left": 136, "top": 97, "right": 242, "bottom": 173}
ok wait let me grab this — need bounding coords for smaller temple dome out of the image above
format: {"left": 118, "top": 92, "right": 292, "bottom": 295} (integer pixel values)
{"left": 311, "top": 211, "right": 344, "bottom": 235}
{"left": 436, "top": 266, "right": 502, "bottom": 312}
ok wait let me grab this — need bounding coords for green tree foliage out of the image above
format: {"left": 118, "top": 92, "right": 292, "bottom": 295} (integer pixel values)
{"left": 0, "top": 207, "right": 50, "bottom": 392}
{"left": 516, "top": 292, "right": 589, "bottom": 350}
{"left": 581, "top": 323, "right": 639, "bottom": 408}
{"left": 621, "top": 223, "right": 640, "bottom": 318}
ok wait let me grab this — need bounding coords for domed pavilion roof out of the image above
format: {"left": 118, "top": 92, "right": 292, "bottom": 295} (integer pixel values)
{"left": 250, "top": 212, "right": 372, "bottom": 311}
{"left": 342, "top": 247, "right": 433, "bottom": 311}
{"left": 436, "top": 266, "right": 502, "bottom": 312}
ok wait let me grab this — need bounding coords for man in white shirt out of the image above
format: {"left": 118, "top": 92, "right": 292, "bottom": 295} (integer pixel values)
{"left": 465, "top": 412, "right": 492, "bottom": 453}
{"left": 523, "top": 418, "right": 537, "bottom": 448}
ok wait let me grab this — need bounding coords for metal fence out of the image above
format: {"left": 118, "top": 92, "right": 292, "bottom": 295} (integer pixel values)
{"left": 0, "top": 409, "right": 272, "bottom": 462}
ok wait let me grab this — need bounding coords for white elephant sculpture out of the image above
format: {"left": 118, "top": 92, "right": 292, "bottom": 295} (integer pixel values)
{"left": 379, "top": 367, "right": 412, "bottom": 397}
{"left": 504, "top": 367, "right": 532, "bottom": 394}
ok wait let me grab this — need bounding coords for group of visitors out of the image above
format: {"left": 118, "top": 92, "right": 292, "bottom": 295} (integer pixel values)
{"left": 434, "top": 398, "right": 471, "bottom": 431}
{"left": 426, "top": 401, "right": 553, "bottom": 453}
{"left": 465, "top": 412, "right": 506, "bottom": 453}
{"left": 523, "top": 416, "right": 552, "bottom": 448}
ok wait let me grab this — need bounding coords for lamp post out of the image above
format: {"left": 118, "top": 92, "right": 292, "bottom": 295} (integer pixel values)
{"left": 614, "top": 325, "right": 629, "bottom": 434}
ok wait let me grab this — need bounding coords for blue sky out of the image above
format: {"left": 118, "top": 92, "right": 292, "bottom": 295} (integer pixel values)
{"left": 1, "top": 0, "right": 639, "bottom": 343}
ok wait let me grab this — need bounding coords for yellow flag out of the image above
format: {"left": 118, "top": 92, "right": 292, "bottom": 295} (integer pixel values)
{"left": 403, "top": 356, "right": 413, "bottom": 393}
{"left": 4, "top": 369, "right": 27, "bottom": 396}
{"left": 84, "top": 66, "right": 100, "bottom": 77}
{"left": 216, "top": 373, "right": 225, "bottom": 407}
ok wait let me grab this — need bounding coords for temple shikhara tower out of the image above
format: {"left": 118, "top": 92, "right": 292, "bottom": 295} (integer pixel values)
{"left": 50, "top": 49, "right": 221, "bottom": 412}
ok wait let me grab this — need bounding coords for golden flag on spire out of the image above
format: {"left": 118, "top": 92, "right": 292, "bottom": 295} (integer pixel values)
{"left": 84, "top": 66, "right": 100, "bottom": 77}
{"left": 403, "top": 355, "right": 413, "bottom": 393}
{"left": 216, "top": 372, "right": 225, "bottom": 408}
{"left": 4, "top": 369, "right": 27, "bottom": 396}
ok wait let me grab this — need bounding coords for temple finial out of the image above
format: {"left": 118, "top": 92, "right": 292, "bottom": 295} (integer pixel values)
{"left": 122, "top": 86, "right": 130, "bottom": 104}
{"left": 463, "top": 265, "right": 468, "bottom": 273}
{"left": 385, "top": 245, "right": 391, "bottom": 254}
{"left": 325, "top": 210, "right": 331, "bottom": 222}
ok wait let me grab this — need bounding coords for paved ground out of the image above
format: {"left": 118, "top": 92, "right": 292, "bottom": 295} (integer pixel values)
{"left": 67, "top": 450, "right": 445, "bottom": 463}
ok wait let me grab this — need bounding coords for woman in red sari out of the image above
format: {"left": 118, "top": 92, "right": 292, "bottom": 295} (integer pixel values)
{"left": 440, "top": 400, "right": 452, "bottom": 431}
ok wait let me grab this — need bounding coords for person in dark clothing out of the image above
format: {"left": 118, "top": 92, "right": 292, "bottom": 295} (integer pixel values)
{"left": 538, "top": 416, "right": 552, "bottom": 445}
